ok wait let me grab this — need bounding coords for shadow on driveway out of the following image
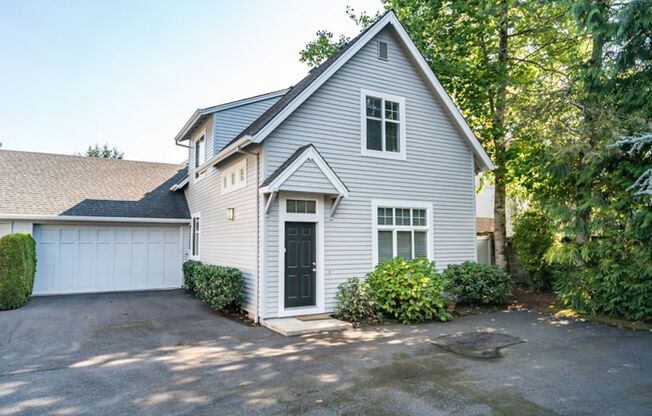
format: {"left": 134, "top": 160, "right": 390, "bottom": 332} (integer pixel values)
{"left": 1, "top": 290, "right": 651, "bottom": 415}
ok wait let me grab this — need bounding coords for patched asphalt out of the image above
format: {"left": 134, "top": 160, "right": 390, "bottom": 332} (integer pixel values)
{"left": 1, "top": 290, "right": 651, "bottom": 415}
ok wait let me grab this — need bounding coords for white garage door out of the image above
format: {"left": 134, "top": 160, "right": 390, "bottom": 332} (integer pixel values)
{"left": 33, "top": 224, "right": 183, "bottom": 295}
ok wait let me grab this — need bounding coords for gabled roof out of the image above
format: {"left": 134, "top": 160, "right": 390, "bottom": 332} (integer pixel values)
{"left": 0, "top": 150, "right": 190, "bottom": 221}
{"left": 174, "top": 88, "right": 289, "bottom": 144}
{"left": 260, "top": 144, "right": 349, "bottom": 196}
{"left": 213, "top": 10, "right": 495, "bottom": 171}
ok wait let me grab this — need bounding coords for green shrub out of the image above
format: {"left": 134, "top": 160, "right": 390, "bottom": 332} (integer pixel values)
{"left": 182, "top": 260, "right": 202, "bottom": 294}
{"left": 0, "top": 233, "right": 37, "bottom": 310}
{"left": 554, "top": 239, "right": 652, "bottom": 321}
{"left": 334, "top": 277, "right": 382, "bottom": 326}
{"left": 443, "top": 261, "right": 513, "bottom": 305}
{"left": 512, "top": 210, "right": 559, "bottom": 291}
{"left": 182, "top": 260, "right": 244, "bottom": 312}
{"left": 365, "top": 257, "right": 451, "bottom": 324}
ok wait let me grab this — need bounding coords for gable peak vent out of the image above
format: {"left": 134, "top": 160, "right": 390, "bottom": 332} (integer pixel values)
{"left": 377, "top": 40, "right": 388, "bottom": 60}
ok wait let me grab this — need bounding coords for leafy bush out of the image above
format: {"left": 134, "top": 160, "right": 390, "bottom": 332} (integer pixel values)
{"left": 365, "top": 257, "right": 451, "bottom": 324}
{"left": 182, "top": 260, "right": 244, "bottom": 312}
{"left": 0, "top": 233, "right": 37, "bottom": 310}
{"left": 334, "top": 277, "right": 382, "bottom": 326}
{"left": 182, "top": 260, "right": 202, "bottom": 294}
{"left": 443, "top": 261, "right": 513, "bottom": 305}
{"left": 512, "top": 210, "right": 559, "bottom": 291}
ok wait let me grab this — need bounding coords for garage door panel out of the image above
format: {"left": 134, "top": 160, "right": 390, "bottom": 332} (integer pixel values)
{"left": 147, "top": 243, "right": 164, "bottom": 286}
{"left": 33, "top": 225, "right": 182, "bottom": 295}
{"left": 96, "top": 243, "right": 114, "bottom": 290}
{"left": 35, "top": 243, "right": 56, "bottom": 292}
{"left": 58, "top": 243, "right": 75, "bottom": 290}
{"left": 164, "top": 242, "right": 180, "bottom": 285}
{"left": 114, "top": 243, "right": 131, "bottom": 288}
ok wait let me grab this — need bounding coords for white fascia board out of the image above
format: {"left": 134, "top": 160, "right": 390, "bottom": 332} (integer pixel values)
{"left": 174, "top": 89, "right": 289, "bottom": 144}
{"left": 247, "top": 11, "right": 495, "bottom": 171}
{"left": 260, "top": 147, "right": 349, "bottom": 196}
{"left": 0, "top": 214, "right": 191, "bottom": 224}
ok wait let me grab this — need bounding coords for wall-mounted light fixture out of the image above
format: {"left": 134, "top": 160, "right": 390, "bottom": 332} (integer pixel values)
{"left": 227, "top": 208, "right": 235, "bottom": 221}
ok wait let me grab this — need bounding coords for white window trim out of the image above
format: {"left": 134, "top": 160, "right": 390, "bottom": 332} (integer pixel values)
{"left": 277, "top": 193, "right": 325, "bottom": 317}
{"left": 190, "top": 212, "right": 201, "bottom": 260}
{"left": 221, "top": 158, "right": 247, "bottom": 194}
{"left": 193, "top": 129, "right": 207, "bottom": 181}
{"left": 360, "top": 89, "right": 407, "bottom": 161}
{"left": 371, "top": 199, "right": 434, "bottom": 266}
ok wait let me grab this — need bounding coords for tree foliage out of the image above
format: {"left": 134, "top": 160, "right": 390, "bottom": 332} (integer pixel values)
{"left": 301, "top": 0, "right": 652, "bottom": 320}
{"left": 80, "top": 143, "right": 124, "bottom": 159}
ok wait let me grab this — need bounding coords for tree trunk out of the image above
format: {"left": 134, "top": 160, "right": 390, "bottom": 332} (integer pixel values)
{"left": 493, "top": 0, "right": 510, "bottom": 272}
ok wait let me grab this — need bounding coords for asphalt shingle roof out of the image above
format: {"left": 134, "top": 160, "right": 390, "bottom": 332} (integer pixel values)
{"left": 0, "top": 150, "right": 190, "bottom": 219}
{"left": 260, "top": 144, "right": 312, "bottom": 187}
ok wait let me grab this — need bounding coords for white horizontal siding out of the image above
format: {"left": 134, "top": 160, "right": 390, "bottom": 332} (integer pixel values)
{"left": 185, "top": 116, "right": 261, "bottom": 315}
{"left": 262, "top": 27, "right": 476, "bottom": 317}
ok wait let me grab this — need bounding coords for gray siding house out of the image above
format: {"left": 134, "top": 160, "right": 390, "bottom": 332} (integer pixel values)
{"left": 0, "top": 11, "right": 492, "bottom": 321}
{"left": 174, "top": 11, "right": 494, "bottom": 321}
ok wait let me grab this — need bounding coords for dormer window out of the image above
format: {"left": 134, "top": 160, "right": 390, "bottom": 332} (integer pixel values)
{"left": 360, "top": 89, "right": 406, "bottom": 160}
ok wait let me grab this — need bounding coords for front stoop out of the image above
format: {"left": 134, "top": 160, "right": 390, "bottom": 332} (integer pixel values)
{"left": 261, "top": 317, "right": 352, "bottom": 336}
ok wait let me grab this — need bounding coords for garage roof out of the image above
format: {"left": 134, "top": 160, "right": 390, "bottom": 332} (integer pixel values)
{"left": 0, "top": 150, "right": 190, "bottom": 220}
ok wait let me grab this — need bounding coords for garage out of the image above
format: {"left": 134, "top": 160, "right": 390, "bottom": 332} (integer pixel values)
{"left": 33, "top": 224, "right": 184, "bottom": 295}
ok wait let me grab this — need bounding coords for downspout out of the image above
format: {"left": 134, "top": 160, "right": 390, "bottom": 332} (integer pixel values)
{"left": 236, "top": 146, "right": 260, "bottom": 323}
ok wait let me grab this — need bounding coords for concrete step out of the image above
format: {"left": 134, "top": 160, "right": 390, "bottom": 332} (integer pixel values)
{"left": 262, "top": 317, "right": 352, "bottom": 336}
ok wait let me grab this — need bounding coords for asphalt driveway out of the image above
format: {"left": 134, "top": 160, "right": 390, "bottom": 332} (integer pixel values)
{"left": 1, "top": 291, "right": 651, "bottom": 415}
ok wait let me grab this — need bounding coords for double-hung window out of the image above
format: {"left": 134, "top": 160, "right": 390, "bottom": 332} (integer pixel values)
{"left": 374, "top": 203, "right": 430, "bottom": 264}
{"left": 361, "top": 89, "right": 406, "bottom": 160}
{"left": 190, "top": 214, "right": 200, "bottom": 259}
{"left": 194, "top": 135, "right": 206, "bottom": 178}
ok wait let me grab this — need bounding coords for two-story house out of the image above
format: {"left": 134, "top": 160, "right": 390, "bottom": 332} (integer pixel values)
{"left": 0, "top": 11, "right": 493, "bottom": 323}
{"left": 172, "top": 11, "right": 494, "bottom": 321}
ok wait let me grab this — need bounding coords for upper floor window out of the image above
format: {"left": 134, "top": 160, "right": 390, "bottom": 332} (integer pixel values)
{"left": 195, "top": 136, "right": 206, "bottom": 168}
{"left": 194, "top": 135, "right": 206, "bottom": 179}
{"left": 361, "top": 89, "right": 406, "bottom": 160}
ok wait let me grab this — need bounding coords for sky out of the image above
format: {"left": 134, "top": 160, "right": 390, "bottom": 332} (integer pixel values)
{"left": 0, "top": 0, "right": 382, "bottom": 163}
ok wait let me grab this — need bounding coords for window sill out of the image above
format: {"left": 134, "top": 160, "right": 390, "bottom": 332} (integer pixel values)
{"left": 361, "top": 149, "right": 406, "bottom": 161}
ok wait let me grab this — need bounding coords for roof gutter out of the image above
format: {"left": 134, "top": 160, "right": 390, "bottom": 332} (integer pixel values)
{"left": 0, "top": 214, "right": 191, "bottom": 224}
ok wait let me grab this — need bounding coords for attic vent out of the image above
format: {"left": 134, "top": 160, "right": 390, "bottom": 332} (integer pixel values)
{"left": 377, "top": 41, "right": 388, "bottom": 60}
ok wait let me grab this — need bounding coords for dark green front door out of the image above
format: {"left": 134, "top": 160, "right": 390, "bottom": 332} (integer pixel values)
{"left": 285, "top": 222, "right": 316, "bottom": 308}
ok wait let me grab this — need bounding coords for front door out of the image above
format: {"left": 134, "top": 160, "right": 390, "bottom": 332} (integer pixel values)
{"left": 284, "top": 222, "right": 316, "bottom": 308}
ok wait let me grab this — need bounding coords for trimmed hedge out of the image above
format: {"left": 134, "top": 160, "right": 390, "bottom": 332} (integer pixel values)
{"left": 443, "top": 261, "right": 513, "bottom": 305}
{"left": 182, "top": 260, "right": 243, "bottom": 312}
{"left": 0, "top": 233, "right": 37, "bottom": 310}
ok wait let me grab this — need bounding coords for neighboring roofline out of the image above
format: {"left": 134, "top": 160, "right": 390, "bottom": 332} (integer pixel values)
{"left": 174, "top": 88, "right": 290, "bottom": 144}
{"left": 0, "top": 148, "right": 185, "bottom": 167}
{"left": 170, "top": 174, "right": 189, "bottom": 191}
{"left": 259, "top": 145, "right": 349, "bottom": 197}
{"left": 0, "top": 214, "right": 190, "bottom": 224}
{"left": 214, "top": 10, "right": 495, "bottom": 171}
